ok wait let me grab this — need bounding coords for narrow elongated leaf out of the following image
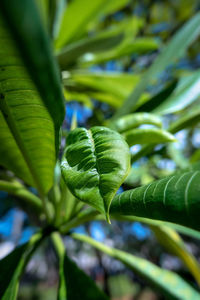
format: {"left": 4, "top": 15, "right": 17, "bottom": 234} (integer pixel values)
{"left": 55, "top": 0, "right": 107, "bottom": 48}
{"left": 110, "top": 170, "right": 200, "bottom": 230}
{"left": 136, "top": 80, "right": 178, "bottom": 112}
{"left": 61, "top": 126, "right": 130, "bottom": 222}
{"left": 57, "top": 31, "right": 124, "bottom": 69}
{"left": 151, "top": 225, "right": 200, "bottom": 285}
{"left": 0, "top": 232, "right": 43, "bottom": 300}
{"left": 113, "top": 215, "right": 200, "bottom": 240}
{"left": 52, "top": 233, "right": 109, "bottom": 300}
{"left": 169, "top": 107, "right": 200, "bottom": 133}
{"left": 113, "top": 12, "right": 200, "bottom": 119}
{"left": 0, "top": 16, "right": 55, "bottom": 194}
{"left": 110, "top": 113, "right": 162, "bottom": 133}
{"left": 153, "top": 70, "right": 200, "bottom": 114}
{"left": 123, "top": 128, "right": 176, "bottom": 146}
{"left": 81, "top": 37, "right": 160, "bottom": 66}
{"left": 72, "top": 234, "right": 200, "bottom": 300}
{"left": 0, "top": 0, "right": 65, "bottom": 154}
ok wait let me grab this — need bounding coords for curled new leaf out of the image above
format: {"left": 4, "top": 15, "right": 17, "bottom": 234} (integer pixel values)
{"left": 123, "top": 128, "right": 176, "bottom": 146}
{"left": 110, "top": 170, "right": 200, "bottom": 230}
{"left": 61, "top": 126, "right": 130, "bottom": 222}
{"left": 110, "top": 113, "right": 162, "bottom": 133}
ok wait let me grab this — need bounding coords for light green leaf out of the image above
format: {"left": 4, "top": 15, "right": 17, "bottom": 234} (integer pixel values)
{"left": 123, "top": 128, "right": 176, "bottom": 146}
{"left": 0, "top": 180, "right": 42, "bottom": 211}
{"left": 52, "top": 233, "right": 109, "bottom": 300}
{"left": 63, "top": 71, "right": 141, "bottom": 102}
{"left": 110, "top": 170, "right": 200, "bottom": 230}
{"left": 113, "top": 214, "right": 200, "bottom": 240}
{"left": 0, "top": 16, "right": 55, "bottom": 194}
{"left": 110, "top": 113, "right": 162, "bottom": 133}
{"left": 61, "top": 126, "right": 130, "bottom": 222}
{"left": 0, "top": 0, "right": 65, "bottom": 154}
{"left": 73, "top": 233, "right": 200, "bottom": 300}
{"left": 0, "top": 232, "right": 43, "bottom": 300}
{"left": 154, "top": 70, "right": 200, "bottom": 114}
{"left": 151, "top": 225, "right": 200, "bottom": 285}
{"left": 113, "top": 12, "right": 200, "bottom": 119}
{"left": 55, "top": 0, "right": 107, "bottom": 49}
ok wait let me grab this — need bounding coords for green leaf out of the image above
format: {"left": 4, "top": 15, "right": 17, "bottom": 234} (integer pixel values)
{"left": 136, "top": 80, "right": 178, "bottom": 112}
{"left": 113, "top": 12, "right": 200, "bottom": 119}
{"left": 63, "top": 71, "right": 141, "bottom": 104}
{"left": 61, "top": 126, "right": 130, "bottom": 222}
{"left": 0, "top": 232, "right": 43, "bottom": 300}
{"left": 151, "top": 225, "right": 200, "bottom": 285}
{"left": 0, "top": 180, "right": 42, "bottom": 211}
{"left": 0, "top": 0, "right": 65, "bottom": 155}
{"left": 169, "top": 106, "right": 200, "bottom": 133}
{"left": 57, "top": 31, "right": 124, "bottom": 69}
{"left": 110, "top": 170, "right": 200, "bottom": 231}
{"left": 55, "top": 0, "right": 108, "bottom": 48}
{"left": 52, "top": 233, "right": 109, "bottom": 300}
{"left": 153, "top": 70, "right": 200, "bottom": 114}
{"left": 110, "top": 113, "right": 162, "bottom": 133}
{"left": 123, "top": 128, "right": 176, "bottom": 146}
{"left": 72, "top": 233, "right": 200, "bottom": 300}
{"left": 0, "top": 16, "right": 55, "bottom": 194}
{"left": 80, "top": 37, "right": 160, "bottom": 66}
{"left": 113, "top": 214, "right": 200, "bottom": 241}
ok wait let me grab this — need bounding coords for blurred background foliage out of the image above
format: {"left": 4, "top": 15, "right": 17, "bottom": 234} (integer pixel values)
{"left": 1, "top": 0, "right": 200, "bottom": 299}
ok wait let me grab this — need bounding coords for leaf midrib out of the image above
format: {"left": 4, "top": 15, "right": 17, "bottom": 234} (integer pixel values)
{"left": 0, "top": 95, "right": 45, "bottom": 195}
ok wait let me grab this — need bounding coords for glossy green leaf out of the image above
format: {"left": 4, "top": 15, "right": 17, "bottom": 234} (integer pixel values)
{"left": 151, "top": 225, "right": 200, "bottom": 285}
{"left": 123, "top": 128, "right": 176, "bottom": 146}
{"left": 110, "top": 113, "right": 162, "bottom": 133}
{"left": 110, "top": 170, "right": 200, "bottom": 230}
{"left": 55, "top": 0, "right": 107, "bottom": 48}
{"left": 0, "top": 16, "right": 55, "bottom": 194}
{"left": 61, "top": 126, "right": 130, "bottom": 222}
{"left": 113, "top": 12, "right": 200, "bottom": 119}
{"left": 0, "top": 0, "right": 65, "bottom": 154}
{"left": 52, "top": 233, "right": 109, "bottom": 300}
{"left": 0, "top": 232, "right": 42, "bottom": 300}
{"left": 154, "top": 70, "right": 200, "bottom": 114}
{"left": 73, "top": 233, "right": 200, "bottom": 300}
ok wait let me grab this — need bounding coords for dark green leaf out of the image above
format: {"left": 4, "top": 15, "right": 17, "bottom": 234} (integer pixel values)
{"left": 61, "top": 126, "right": 130, "bottom": 222}
{"left": 0, "top": 232, "right": 42, "bottom": 300}
{"left": 52, "top": 233, "right": 109, "bottom": 300}
{"left": 111, "top": 170, "right": 200, "bottom": 230}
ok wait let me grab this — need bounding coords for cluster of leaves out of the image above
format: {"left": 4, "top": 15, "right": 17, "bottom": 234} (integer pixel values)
{"left": 0, "top": 0, "right": 200, "bottom": 299}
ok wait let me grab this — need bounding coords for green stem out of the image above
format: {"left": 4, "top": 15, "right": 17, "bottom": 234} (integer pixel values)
{"left": 0, "top": 179, "right": 42, "bottom": 211}
{"left": 60, "top": 208, "right": 99, "bottom": 234}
